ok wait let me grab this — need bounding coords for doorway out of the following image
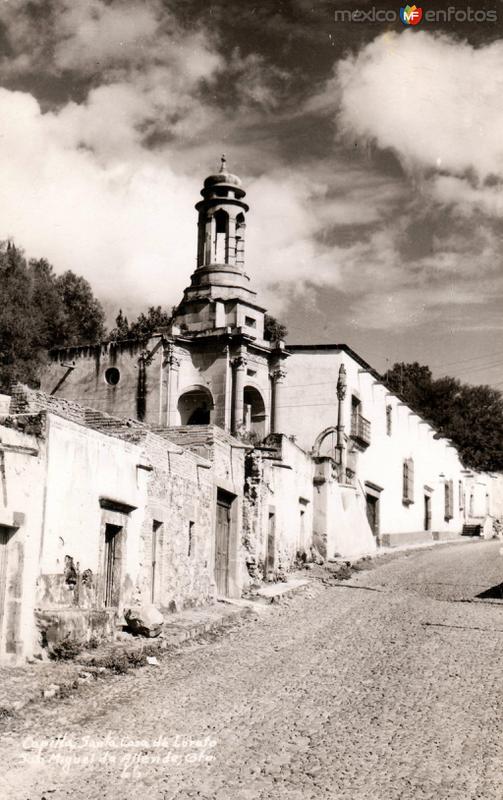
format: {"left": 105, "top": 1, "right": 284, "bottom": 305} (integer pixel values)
{"left": 424, "top": 494, "right": 432, "bottom": 531}
{"left": 266, "top": 508, "right": 276, "bottom": 578}
{"left": 215, "top": 489, "right": 234, "bottom": 596}
{"left": 151, "top": 520, "right": 162, "bottom": 604}
{"left": 177, "top": 387, "right": 214, "bottom": 425}
{"left": 364, "top": 482, "right": 382, "bottom": 539}
{"left": 104, "top": 523, "right": 123, "bottom": 608}
{"left": 365, "top": 494, "right": 379, "bottom": 536}
{"left": 0, "top": 526, "right": 11, "bottom": 653}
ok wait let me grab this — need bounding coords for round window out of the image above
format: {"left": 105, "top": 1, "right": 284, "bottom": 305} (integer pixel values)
{"left": 104, "top": 367, "right": 120, "bottom": 386}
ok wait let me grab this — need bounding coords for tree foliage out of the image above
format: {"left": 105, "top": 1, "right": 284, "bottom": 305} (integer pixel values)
{"left": 264, "top": 314, "right": 288, "bottom": 342}
{"left": 108, "top": 306, "right": 174, "bottom": 342}
{"left": 383, "top": 361, "right": 503, "bottom": 472}
{"left": 0, "top": 242, "right": 106, "bottom": 391}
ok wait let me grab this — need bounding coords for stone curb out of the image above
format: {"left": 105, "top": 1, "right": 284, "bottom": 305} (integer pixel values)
{"left": 252, "top": 578, "right": 310, "bottom": 603}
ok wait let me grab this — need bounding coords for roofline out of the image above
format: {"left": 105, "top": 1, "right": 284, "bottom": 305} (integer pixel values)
{"left": 286, "top": 343, "right": 381, "bottom": 380}
{"left": 287, "top": 342, "right": 467, "bottom": 457}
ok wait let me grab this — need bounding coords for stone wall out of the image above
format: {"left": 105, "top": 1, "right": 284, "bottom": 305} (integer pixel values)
{"left": 163, "top": 425, "right": 247, "bottom": 598}
{"left": 138, "top": 432, "right": 215, "bottom": 613}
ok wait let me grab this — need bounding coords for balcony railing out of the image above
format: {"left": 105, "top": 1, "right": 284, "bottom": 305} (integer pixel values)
{"left": 350, "top": 413, "right": 371, "bottom": 448}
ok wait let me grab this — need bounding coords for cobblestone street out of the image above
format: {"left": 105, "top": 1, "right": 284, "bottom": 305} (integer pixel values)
{"left": 2, "top": 540, "right": 503, "bottom": 800}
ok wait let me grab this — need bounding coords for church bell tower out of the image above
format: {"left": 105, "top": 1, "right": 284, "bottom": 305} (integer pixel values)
{"left": 168, "top": 158, "right": 287, "bottom": 437}
{"left": 174, "top": 156, "right": 264, "bottom": 334}
{"left": 197, "top": 154, "right": 248, "bottom": 270}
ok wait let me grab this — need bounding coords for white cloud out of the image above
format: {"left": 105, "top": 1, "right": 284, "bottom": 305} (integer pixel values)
{"left": 53, "top": 1, "right": 161, "bottom": 72}
{"left": 431, "top": 175, "right": 503, "bottom": 217}
{"left": 0, "top": 87, "right": 199, "bottom": 304}
{"left": 335, "top": 31, "right": 503, "bottom": 184}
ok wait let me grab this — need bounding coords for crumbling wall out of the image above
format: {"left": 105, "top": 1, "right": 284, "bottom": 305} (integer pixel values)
{"left": 140, "top": 432, "right": 215, "bottom": 613}
{"left": 164, "top": 425, "right": 247, "bottom": 598}
{"left": 243, "top": 436, "right": 318, "bottom": 583}
{"left": 242, "top": 448, "right": 269, "bottom": 585}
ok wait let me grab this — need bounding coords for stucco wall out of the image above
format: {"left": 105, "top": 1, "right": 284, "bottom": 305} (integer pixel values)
{"left": 38, "top": 413, "right": 224, "bottom": 627}
{"left": 38, "top": 413, "right": 149, "bottom": 613}
{"left": 0, "top": 420, "right": 46, "bottom": 662}
{"left": 40, "top": 338, "right": 162, "bottom": 423}
{"left": 42, "top": 334, "right": 274, "bottom": 437}
{"left": 283, "top": 347, "right": 468, "bottom": 538}
{"left": 2, "top": 391, "right": 239, "bottom": 659}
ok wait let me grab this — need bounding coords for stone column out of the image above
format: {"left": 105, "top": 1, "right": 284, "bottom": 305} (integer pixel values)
{"left": 166, "top": 347, "right": 181, "bottom": 426}
{"left": 336, "top": 364, "right": 347, "bottom": 482}
{"left": 232, "top": 354, "right": 247, "bottom": 433}
{"left": 271, "top": 366, "right": 287, "bottom": 434}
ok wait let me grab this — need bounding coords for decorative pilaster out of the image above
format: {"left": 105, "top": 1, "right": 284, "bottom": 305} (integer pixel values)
{"left": 271, "top": 366, "right": 287, "bottom": 434}
{"left": 336, "top": 364, "right": 347, "bottom": 482}
{"left": 166, "top": 346, "right": 181, "bottom": 426}
{"left": 232, "top": 354, "right": 247, "bottom": 433}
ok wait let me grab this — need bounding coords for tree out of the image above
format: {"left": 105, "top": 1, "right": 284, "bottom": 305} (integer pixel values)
{"left": 264, "top": 314, "right": 288, "bottom": 342}
{"left": 30, "top": 259, "right": 68, "bottom": 348}
{"left": 0, "top": 241, "right": 107, "bottom": 391}
{"left": 55, "top": 271, "right": 106, "bottom": 346}
{"left": 383, "top": 361, "right": 503, "bottom": 472}
{"left": 0, "top": 243, "right": 40, "bottom": 389}
{"left": 108, "top": 306, "right": 174, "bottom": 342}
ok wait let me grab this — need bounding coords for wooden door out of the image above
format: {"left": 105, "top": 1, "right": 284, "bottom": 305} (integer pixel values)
{"left": 104, "top": 524, "right": 122, "bottom": 607}
{"left": 366, "top": 494, "right": 378, "bottom": 536}
{"left": 215, "top": 496, "right": 231, "bottom": 596}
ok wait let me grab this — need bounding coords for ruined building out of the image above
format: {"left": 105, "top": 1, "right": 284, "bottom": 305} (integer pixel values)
{"left": 0, "top": 159, "right": 501, "bottom": 662}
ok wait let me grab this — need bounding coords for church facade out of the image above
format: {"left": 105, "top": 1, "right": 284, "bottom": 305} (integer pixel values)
{"left": 0, "top": 160, "right": 500, "bottom": 661}
{"left": 41, "top": 157, "right": 287, "bottom": 438}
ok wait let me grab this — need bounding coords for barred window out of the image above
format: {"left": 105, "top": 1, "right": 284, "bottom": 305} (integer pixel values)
{"left": 402, "top": 458, "right": 414, "bottom": 505}
{"left": 444, "top": 480, "right": 454, "bottom": 521}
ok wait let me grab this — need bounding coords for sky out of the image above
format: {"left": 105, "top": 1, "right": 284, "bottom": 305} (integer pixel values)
{"left": 0, "top": 0, "right": 503, "bottom": 388}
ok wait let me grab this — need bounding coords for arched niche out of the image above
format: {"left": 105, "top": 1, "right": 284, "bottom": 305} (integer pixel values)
{"left": 313, "top": 426, "right": 338, "bottom": 458}
{"left": 177, "top": 386, "right": 214, "bottom": 425}
{"left": 243, "top": 385, "right": 266, "bottom": 439}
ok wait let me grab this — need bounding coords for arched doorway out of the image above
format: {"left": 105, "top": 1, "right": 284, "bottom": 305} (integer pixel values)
{"left": 177, "top": 387, "right": 214, "bottom": 425}
{"left": 243, "top": 386, "right": 266, "bottom": 439}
